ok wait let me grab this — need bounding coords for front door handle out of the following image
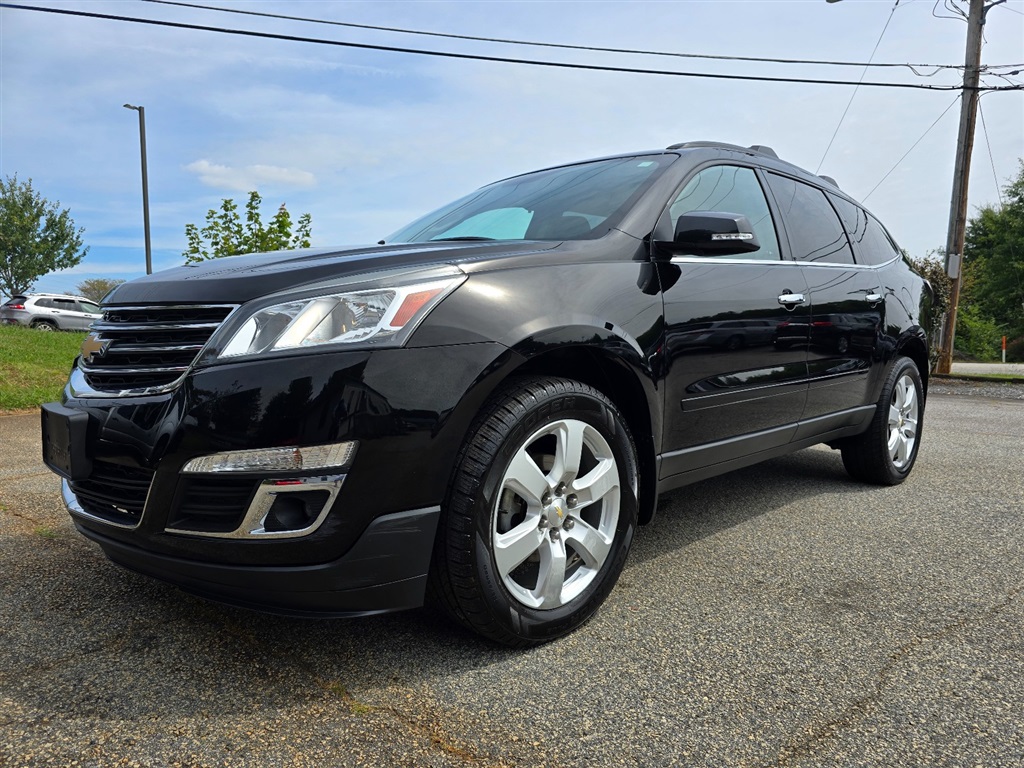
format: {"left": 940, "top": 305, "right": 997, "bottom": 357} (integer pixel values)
{"left": 778, "top": 292, "right": 805, "bottom": 307}
{"left": 864, "top": 293, "right": 883, "bottom": 303}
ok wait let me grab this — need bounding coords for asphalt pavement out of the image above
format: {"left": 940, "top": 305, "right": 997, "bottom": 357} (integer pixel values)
{"left": 1, "top": 390, "right": 1022, "bottom": 767}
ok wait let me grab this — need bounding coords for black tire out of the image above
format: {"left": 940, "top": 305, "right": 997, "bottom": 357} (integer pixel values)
{"left": 31, "top": 320, "right": 56, "bottom": 331}
{"left": 430, "top": 376, "right": 638, "bottom": 647}
{"left": 841, "top": 356, "right": 924, "bottom": 485}
{"left": 724, "top": 334, "right": 744, "bottom": 351}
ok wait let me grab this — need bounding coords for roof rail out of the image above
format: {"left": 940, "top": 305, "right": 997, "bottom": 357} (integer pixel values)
{"left": 818, "top": 175, "right": 840, "bottom": 189}
{"left": 665, "top": 141, "right": 780, "bottom": 161}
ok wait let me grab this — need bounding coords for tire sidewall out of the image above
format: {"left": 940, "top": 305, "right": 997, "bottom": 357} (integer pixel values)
{"left": 469, "top": 386, "right": 638, "bottom": 643}
{"left": 883, "top": 357, "right": 924, "bottom": 481}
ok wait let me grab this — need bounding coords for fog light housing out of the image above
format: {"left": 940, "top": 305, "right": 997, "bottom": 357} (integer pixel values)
{"left": 181, "top": 441, "right": 357, "bottom": 474}
{"left": 264, "top": 490, "right": 330, "bottom": 533}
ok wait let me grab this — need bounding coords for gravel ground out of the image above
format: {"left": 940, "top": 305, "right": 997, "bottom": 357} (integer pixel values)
{"left": 928, "top": 376, "right": 1024, "bottom": 400}
{"left": 1, "top": 390, "right": 1022, "bottom": 767}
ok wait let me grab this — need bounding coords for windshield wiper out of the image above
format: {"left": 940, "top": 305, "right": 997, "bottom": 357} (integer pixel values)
{"left": 429, "top": 236, "right": 496, "bottom": 242}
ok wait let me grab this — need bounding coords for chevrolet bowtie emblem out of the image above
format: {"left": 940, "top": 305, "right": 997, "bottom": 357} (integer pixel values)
{"left": 80, "top": 332, "right": 110, "bottom": 365}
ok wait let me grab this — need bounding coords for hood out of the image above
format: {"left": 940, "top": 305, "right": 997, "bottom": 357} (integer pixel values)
{"left": 105, "top": 241, "right": 560, "bottom": 305}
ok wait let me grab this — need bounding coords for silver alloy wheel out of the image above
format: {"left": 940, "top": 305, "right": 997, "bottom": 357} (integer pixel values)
{"left": 492, "top": 418, "right": 620, "bottom": 610}
{"left": 887, "top": 373, "right": 919, "bottom": 469}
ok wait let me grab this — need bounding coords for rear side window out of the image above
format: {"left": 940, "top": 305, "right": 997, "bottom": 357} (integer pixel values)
{"left": 829, "top": 195, "right": 900, "bottom": 266}
{"left": 766, "top": 173, "right": 855, "bottom": 265}
{"left": 33, "top": 298, "right": 54, "bottom": 308}
{"left": 861, "top": 214, "right": 902, "bottom": 265}
{"left": 668, "top": 165, "right": 781, "bottom": 260}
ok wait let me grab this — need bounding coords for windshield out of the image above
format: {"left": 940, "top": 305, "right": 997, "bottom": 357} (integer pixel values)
{"left": 387, "top": 155, "right": 673, "bottom": 244}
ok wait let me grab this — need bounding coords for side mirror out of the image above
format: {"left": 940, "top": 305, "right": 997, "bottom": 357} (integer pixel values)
{"left": 658, "top": 211, "right": 761, "bottom": 257}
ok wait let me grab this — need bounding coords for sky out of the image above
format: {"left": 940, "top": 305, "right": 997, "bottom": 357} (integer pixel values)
{"left": 1, "top": 0, "right": 1022, "bottom": 298}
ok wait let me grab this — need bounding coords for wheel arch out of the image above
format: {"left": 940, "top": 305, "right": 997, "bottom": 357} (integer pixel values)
{"left": 501, "top": 339, "right": 661, "bottom": 526}
{"left": 895, "top": 329, "right": 930, "bottom": 396}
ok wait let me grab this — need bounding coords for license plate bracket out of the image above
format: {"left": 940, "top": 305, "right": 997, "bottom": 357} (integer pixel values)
{"left": 41, "top": 402, "right": 93, "bottom": 481}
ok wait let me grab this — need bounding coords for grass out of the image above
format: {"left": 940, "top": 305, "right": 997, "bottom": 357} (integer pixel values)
{"left": 0, "top": 325, "right": 85, "bottom": 410}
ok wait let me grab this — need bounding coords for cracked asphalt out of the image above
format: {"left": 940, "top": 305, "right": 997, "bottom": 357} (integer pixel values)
{"left": 1, "top": 390, "right": 1022, "bottom": 767}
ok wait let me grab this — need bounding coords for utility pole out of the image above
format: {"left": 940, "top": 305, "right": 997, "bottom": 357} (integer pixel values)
{"left": 935, "top": 0, "right": 1005, "bottom": 374}
{"left": 123, "top": 103, "right": 153, "bottom": 275}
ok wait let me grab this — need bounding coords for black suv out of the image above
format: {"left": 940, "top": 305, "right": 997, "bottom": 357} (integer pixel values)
{"left": 42, "top": 142, "right": 932, "bottom": 646}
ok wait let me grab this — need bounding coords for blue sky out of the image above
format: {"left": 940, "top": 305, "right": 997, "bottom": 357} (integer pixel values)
{"left": 2, "top": 0, "right": 1022, "bottom": 297}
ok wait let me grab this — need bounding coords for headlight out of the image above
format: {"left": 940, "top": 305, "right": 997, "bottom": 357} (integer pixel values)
{"left": 209, "top": 266, "right": 465, "bottom": 361}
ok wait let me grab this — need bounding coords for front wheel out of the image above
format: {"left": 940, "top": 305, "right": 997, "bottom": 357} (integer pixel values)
{"left": 841, "top": 356, "right": 923, "bottom": 485}
{"left": 431, "top": 377, "right": 638, "bottom": 646}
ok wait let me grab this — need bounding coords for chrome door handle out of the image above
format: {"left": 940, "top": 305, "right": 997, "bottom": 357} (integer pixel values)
{"left": 864, "top": 293, "right": 883, "bottom": 303}
{"left": 778, "top": 293, "right": 805, "bottom": 307}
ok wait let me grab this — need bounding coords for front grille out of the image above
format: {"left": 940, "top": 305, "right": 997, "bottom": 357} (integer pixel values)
{"left": 69, "top": 460, "right": 155, "bottom": 526}
{"left": 167, "top": 476, "right": 258, "bottom": 533}
{"left": 80, "top": 304, "right": 235, "bottom": 393}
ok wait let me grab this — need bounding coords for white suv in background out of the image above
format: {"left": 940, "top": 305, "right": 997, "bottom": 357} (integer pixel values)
{"left": 0, "top": 293, "right": 102, "bottom": 331}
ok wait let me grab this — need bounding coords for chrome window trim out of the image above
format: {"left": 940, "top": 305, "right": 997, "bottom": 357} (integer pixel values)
{"left": 668, "top": 254, "right": 900, "bottom": 270}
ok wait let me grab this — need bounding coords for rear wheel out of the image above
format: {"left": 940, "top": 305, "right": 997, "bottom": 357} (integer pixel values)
{"left": 841, "top": 356, "right": 923, "bottom": 485}
{"left": 431, "top": 377, "right": 638, "bottom": 646}
{"left": 31, "top": 320, "right": 56, "bottom": 331}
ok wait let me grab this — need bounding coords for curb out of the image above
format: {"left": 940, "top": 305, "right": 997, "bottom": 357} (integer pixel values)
{"left": 933, "top": 373, "right": 1024, "bottom": 385}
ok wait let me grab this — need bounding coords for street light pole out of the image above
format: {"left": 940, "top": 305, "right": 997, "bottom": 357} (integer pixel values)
{"left": 123, "top": 103, "right": 153, "bottom": 275}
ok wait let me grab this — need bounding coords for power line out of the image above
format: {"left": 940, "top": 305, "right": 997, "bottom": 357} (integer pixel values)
{"left": 3, "top": 3, "right": 1019, "bottom": 92}
{"left": 863, "top": 94, "right": 962, "bottom": 202}
{"left": 139, "top": 0, "right": 965, "bottom": 74}
{"left": 977, "top": 97, "right": 1004, "bottom": 208}
{"left": 817, "top": 1, "right": 900, "bottom": 174}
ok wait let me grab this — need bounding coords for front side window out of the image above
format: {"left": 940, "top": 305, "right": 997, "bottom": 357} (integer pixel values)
{"left": 766, "top": 173, "right": 854, "bottom": 265}
{"left": 388, "top": 156, "right": 672, "bottom": 243}
{"left": 77, "top": 301, "right": 103, "bottom": 314}
{"left": 668, "top": 165, "right": 781, "bottom": 260}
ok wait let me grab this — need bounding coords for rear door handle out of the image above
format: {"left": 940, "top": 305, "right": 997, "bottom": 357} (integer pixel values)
{"left": 778, "top": 293, "right": 805, "bottom": 307}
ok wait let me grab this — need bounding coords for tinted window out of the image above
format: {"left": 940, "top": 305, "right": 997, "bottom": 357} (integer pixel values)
{"left": 766, "top": 174, "right": 854, "bottom": 265}
{"left": 34, "top": 298, "right": 54, "bottom": 308}
{"left": 668, "top": 165, "right": 780, "bottom": 260}
{"left": 53, "top": 299, "right": 77, "bottom": 308}
{"left": 4, "top": 296, "right": 28, "bottom": 306}
{"left": 388, "top": 156, "right": 672, "bottom": 243}
{"left": 829, "top": 195, "right": 900, "bottom": 266}
{"left": 77, "top": 301, "right": 103, "bottom": 314}
{"left": 861, "top": 214, "right": 902, "bottom": 265}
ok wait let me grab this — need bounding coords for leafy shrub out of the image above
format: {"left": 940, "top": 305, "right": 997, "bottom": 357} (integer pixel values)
{"left": 1006, "top": 336, "right": 1024, "bottom": 363}
{"left": 955, "top": 306, "right": 1003, "bottom": 361}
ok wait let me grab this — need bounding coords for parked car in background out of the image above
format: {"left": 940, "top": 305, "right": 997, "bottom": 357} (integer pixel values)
{"left": 1, "top": 293, "right": 102, "bottom": 331}
{"left": 41, "top": 142, "right": 933, "bottom": 646}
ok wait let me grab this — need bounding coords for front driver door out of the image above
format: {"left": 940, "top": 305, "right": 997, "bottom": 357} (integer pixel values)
{"left": 657, "top": 164, "right": 810, "bottom": 484}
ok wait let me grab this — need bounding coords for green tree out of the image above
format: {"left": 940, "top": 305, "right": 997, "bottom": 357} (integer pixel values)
{"left": 76, "top": 278, "right": 125, "bottom": 303}
{"left": 0, "top": 175, "right": 89, "bottom": 298}
{"left": 182, "top": 191, "right": 312, "bottom": 263}
{"left": 961, "top": 160, "right": 1024, "bottom": 343}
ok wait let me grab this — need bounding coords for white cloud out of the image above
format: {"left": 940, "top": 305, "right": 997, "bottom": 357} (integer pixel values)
{"left": 185, "top": 160, "right": 316, "bottom": 191}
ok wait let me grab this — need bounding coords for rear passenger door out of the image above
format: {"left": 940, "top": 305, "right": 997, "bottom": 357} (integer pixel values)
{"left": 764, "top": 174, "right": 883, "bottom": 423}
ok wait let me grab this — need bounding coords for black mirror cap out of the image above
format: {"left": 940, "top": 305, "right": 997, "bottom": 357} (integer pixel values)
{"left": 657, "top": 211, "right": 761, "bottom": 257}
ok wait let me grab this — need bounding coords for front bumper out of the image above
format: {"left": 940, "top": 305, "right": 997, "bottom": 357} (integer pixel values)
{"left": 51, "top": 341, "right": 516, "bottom": 615}
{"left": 65, "top": 480, "right": 441, "bottom": 615}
